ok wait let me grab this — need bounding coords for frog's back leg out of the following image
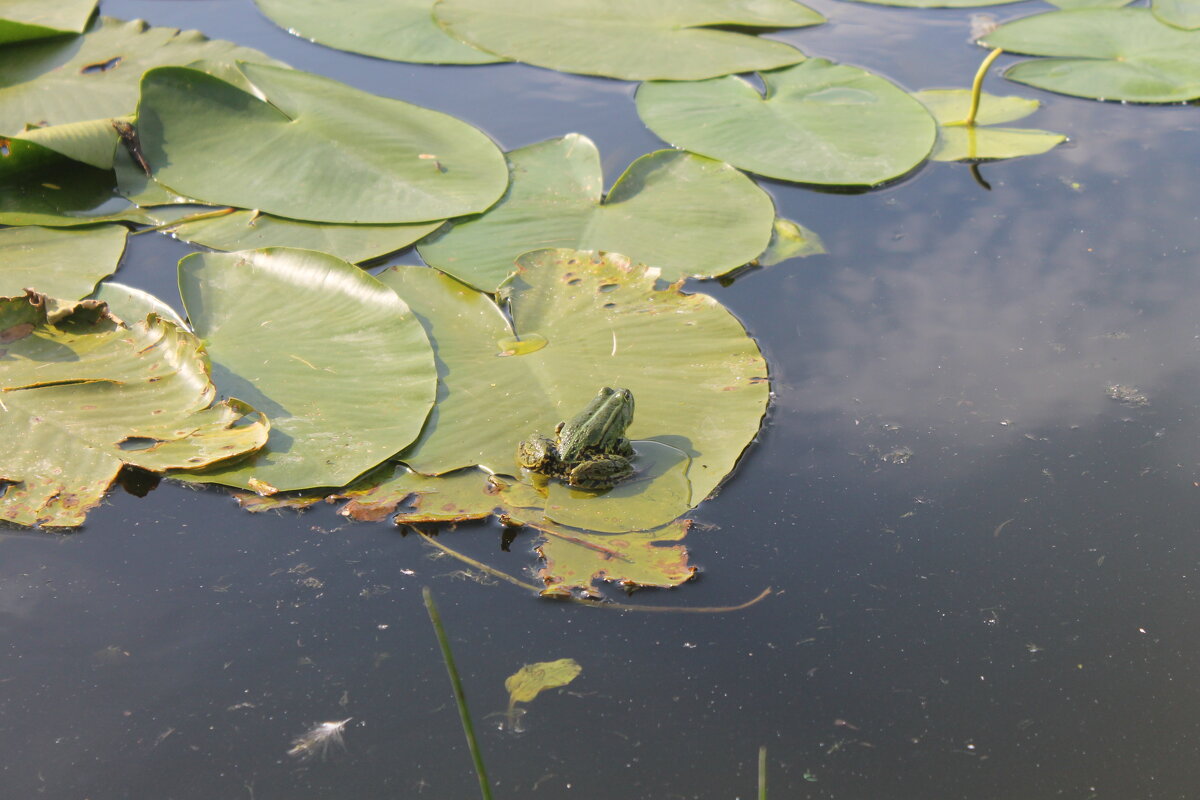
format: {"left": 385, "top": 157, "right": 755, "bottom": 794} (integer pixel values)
{"left": 567, "top": 454, "right": 634, "bottom": 491}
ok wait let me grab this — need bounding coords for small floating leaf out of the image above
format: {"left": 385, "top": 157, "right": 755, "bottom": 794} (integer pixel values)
{"left": 636, "top": 59, "right": 937, "bottom": 187}
{"left": 914, "top": 89, "right": 1066, "bottom": 161}
{"left": 0, "top": 225, "right": 127, "bottom": 300}
{"left": 505, "top": 658, "right": 582, "bottom": 708}
{"left": 434, "top": 0, "right": 821, "bottom": 81}
{"left": 757, "top": 218, "right": 826, "bottom": 266}
{"left": 417, "top": 134, "right": 777, "bottom": 292}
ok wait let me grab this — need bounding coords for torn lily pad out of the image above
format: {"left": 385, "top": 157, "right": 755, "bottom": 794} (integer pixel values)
{"left": 914, "top": 89, "right": 1066, "bottom": 161}
{"left": 416, "top": 134, "right": 777, "bottom": 292}
{"left": 0, "top": 224, "right": 127, "bottom": 300}
{"left": 0, "top": 292, "right": 269, "bottom": 527}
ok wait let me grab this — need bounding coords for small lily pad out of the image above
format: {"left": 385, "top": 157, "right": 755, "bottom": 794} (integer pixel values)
{"left": 636, "top": 59, "right": 937, "bottom": 187}
{"left": 756, "top": 218, "right": 826, "bottom": 266}
{"left": 0, "top": 224, "right": 127, "bottom": 299}
{"left": 416, "top": 134, "right": 777, "bottom": 291}
{"left": 914, "top": 89, "right": 1066, "bottom": 161}
{"left": 505, "top": 658, "right": 582, "bottom": 710}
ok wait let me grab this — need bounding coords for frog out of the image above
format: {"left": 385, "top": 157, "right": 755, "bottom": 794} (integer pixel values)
{"left": 516, "top": 387, "right": 636, "bottom": 490}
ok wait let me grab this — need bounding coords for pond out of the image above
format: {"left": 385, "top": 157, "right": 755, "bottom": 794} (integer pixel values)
{"left": 4, "top": 0, "right": 1200, "bottom": 798}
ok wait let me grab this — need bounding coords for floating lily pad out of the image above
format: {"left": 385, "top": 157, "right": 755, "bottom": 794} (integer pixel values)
{"left": 756, "top": 218, "right": 826, "bottom": 266}
{"left": 0, "top": 138, "right": 148, "bottom": 227}
{"left": 0, "top": 16, "right": 284, "bottom": 135}
{"left": 433, "top": 0, "right": 821, "bottom": 81}
{"left": 914, "top": 89, "right": 1066, "bottom": 161}
{"left": 0, "top": 0, "right": 96, "bottom": 44}
{"left": 13, "top": 118, "right": 120, "bottom": 170}
{"left": 379, "top": 250, "right": 769, "bottom": 508}
{"left": 146, "top": 207, "right": 443, "bottom": 265}
{"left": 91, "top": 281, "right": 187, "bottom": 328}
{"left": 636, "top": 59, "right": 937, "bottom": 187}
{"left": 254, "top": 0, "right": 502, "bottom": 64}
{"left": 0, "top": 291, "right": 269, "bottom": 527}
{"left": 505, "top": 658, "right": 582, "bottom": 712}
{"left": 138, "top": 63, "right": 509, "bottom": 224}
{"left": 177, "top": 248, "right": 437, "bottom": 492}
{"left": 1154, "top": 0, "right": 1200, "bottom": 28}
{"left": 0, "top": 225, "right": 127, "bottom": 299}
{"left": 981, "top": 9, "right": 1200, "bottom": 102}
{"left": 417, "top": 135, "right": 777, "bottom": 291}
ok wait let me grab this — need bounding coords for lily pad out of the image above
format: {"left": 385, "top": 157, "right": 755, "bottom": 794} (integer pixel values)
{"left": 914, "top": 89, "right": 1066, "bottom": 161}
{"left": 253, "top": 0, "right": 502, "bottom": 64}
{"left": 636, "top": 59, "right": 937, "bottom": 187}
{"left": 91, "top": 281, "right": 187, "bottom": 329}
{"left": 12, "top": 117, "right": 120, "bottom": 170}
{"left": 756, "top": 218, "right": 826, "bottom": 266}
{"left": 841, "top": 0, "right": 1025, "bottom": 6}
{"left": 146, "top": 207, "right": 443, "bottom": 265}
{"left": 379, "top": 250, "right": 769, "bottom": 509}
{"left": 1154, "top": 0, "right": 1200, "bottom": 29}
{"left": 505, "top": 658, "right": 582, "bottom": 712}
{"left": 0, "top": 0, "right": 96, "bottom": 44}
{"left": 0, "top": 224, "right": 127, "bottom": 299}
{"left": 433, "top": 0, "right": 821, "bottom": 81}
{"left": 416, "top": 134, "right": 777, "bottom": 292}
{"left": 980, "top": 9, "right": 1200, "bottom": 102}
{"left": 137, "top": 63, "right": 509, "bottom": 224}
{"left": 0, "top": 291, "right": 269, "bottom": 527}
{"left": 176, "top": 248, "right": 437, "bottom": 492}
{"left": 0, "top": 16, "right": 285, "bottom": 135}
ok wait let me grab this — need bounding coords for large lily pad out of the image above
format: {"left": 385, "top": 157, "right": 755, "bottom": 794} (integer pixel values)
{"left": 137, "top": 63, "right": 509, "bottom": 224}
{"left": 636, "top": 59, "right": 937, "bottom": 187}
{"left": 378, "top": 250, "right": 769, "bottom": 508}
{"left": 0, "top": 16, "right": 285, "bottom": 136}
{"left": 0, "top": 225, "right": 127, "bottom": 299}
{"left": 0, "top": 292, "right": 269, "bottom": 527}
{"left": 914, "top": 90, "right": 1066, "bottom": 162}
{"left": 0, "top": 0, "right": 96, "bottom": 44}
{"left": 417, "top": 135, "right": 776, "bottom": 291}
{"left": 177, "top": 248, "right": 437, "bottom": 492}
{"left": 433, "top": 0, "right": 822, "bottom": 81}
{"left": 0, "top": 138, "right": 148, "bottom": 227}
{"left": 253, "top": 0, "right": 502, "bottom": 64}
{"left": 980, "top": 9, "right": 1200, "bottom": 102}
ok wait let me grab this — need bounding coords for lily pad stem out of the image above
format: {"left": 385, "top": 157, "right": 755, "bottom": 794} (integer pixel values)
{"left": 966, "top": 48, "right": 1004, "bottom": 127}
{"left": 131, "top": 207, "right": 236, "bottom": 235}
{"left": 759, "top": 745, "right": 768, "bottom": 800}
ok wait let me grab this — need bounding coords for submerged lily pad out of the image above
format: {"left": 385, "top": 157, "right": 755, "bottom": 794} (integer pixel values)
{"left": 379, "top": 250, "right": 769, "bottom": 509}
{"left": 756, "top": 218, "right": 826, "bottom": 266}
{"left": 0, "top": 292, "right": 269, "bottom": 527}
{"left": 137, "top": 63, "right": 509, "bottom": 224}
{"left": 636, "top": 59, "right": 937, "bottom": 187}
{"left": 417, "top": 134, "right": 777, "bottom": 291}
{"left": 0, "top": 1, "right": 97, "bottom": 45}
{"left": 0, "top": 16, "right": 284, "bottom": 135}
{"left": 0, "top": 225, "right": 127, "bottom": 299}
{"left": 177, "top": 248, "right": 437, "bottom": 492}
{"left": 914, "top": 89, "right": 1066, "bottom": 161}
{"left": 0, "top": 138, "right": 148, "bottom": 227}
{"left": 981, "top": 9, "right": 1200, "bottom": 102}
{"left": 433, "top": 0, "right": 821, "bottom": 81}
{"left": 254, "top": 0, "right": 502, "bottom": 64}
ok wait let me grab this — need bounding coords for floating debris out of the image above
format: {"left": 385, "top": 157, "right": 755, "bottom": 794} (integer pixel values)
{"left": 1106, "top": 383, "right": 1148, "bottom": 408}
{"left": 287, "top": 718, "right": 352, "bottom": 760}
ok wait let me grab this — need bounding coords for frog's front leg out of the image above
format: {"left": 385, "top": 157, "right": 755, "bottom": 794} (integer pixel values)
{"left": 566, "top": 454, "right": 635, "bottom": 491}
{"left": 517, "top": 435, "right": 558, "bottom": 474}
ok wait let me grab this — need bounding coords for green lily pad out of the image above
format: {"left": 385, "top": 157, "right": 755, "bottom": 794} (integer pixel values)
{"left": 756, "top": 218, "right": 826, "bottom": 266}
{"left": 914, "top": 89, "right": 1066, "bottom": 162}
{"left": 0, "top": 16, "right": 285, "bottom": 136}
{"left": 0, "top": 137, "right": 149, "bottom": 227}
{"left": 91, "top": 281, "right": 187, "bottom": 328}
{"left": 981, "top": 9, "right": 1200, "bottom": 102}
{"left": 146, "top": 207, "right": 443, "bottom": 265}
{"left": 0, "top": 0, "right": 96, "bottom": 44}
{"left": 1154, "top": 0, "right": 1200, "bottom": 28}
{"left": 841, "top": 0, "right": 1026, "bottom": 6}
{"left": 176, "top": 248, "right": 437, "bottom": 493}
{"left": 379, "top": 250, "right": 769, "bottom": 508}
{"left": 505, "top": 658, "right": 582, "bottom": 711}
{"left": 636, "top": 59, "right": 937, "bottom": 187}
{"left": 0, "top": 224, "right": 127, "bottom": 299}
{"left": 137, "top": 63, "right": 509, "bottom": 224}
{"left": 253, "top": 0, "right": 502, "bottom": 64}
{"left": 433, "top": 0, "right": 821, "bottom": 81}
{"left": 12, "top": 117, "right": 119, "bottom": 170}
{"left": 0, "top": 291, "right": 269, "bottom": 528}
{"left": 417, "top": 134, "right": 777, "bottom": 292}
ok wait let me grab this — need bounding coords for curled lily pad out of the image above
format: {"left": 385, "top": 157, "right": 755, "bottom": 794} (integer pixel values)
{"left": 13, "top": 118, "right": 120, "bottom": 170}
{"left": 1154, "top": 0, "right": 1200, "bottom": 29}
{"left": 636, "top": 59, "right": 937, "bottom": 187}
{"left": 0, "top": 225, "right": 127, "bottom": 299}
{"left": 0, "top": 0, "right": 96, "bottom": 44}
{"left": 176, "top": 248, "right": 437, "bottom": 493}
{"left": 0, "top": 138, "right": 148, "bottom": 227}
{"left": 91, "top": 281, "right": 187, "bottom": 329}
{"left": 914, "top": 89, "right": 1066, "bottom": 162}
{"left": 253, "top": 0, "right": 502, "bottom": 64}
{"left": 379, "top": 250, "right": 769, "bottom": 509}
{"left": 433, "top": 0, "right": 821, "bottom": 81}
{"left": 981, "top": 9, "right": 1200, "bottom": 102}
{"left": 137, "top": 63, "right": 509, "bottom": 224}
{"left": 416, "top": 134, "right": 777, "bottom": 291}
{"left": 0, "top": 16, "right": 285, "bottom": 135}
{"left": 0, "top": 291, "right": 269, "bottom": 527}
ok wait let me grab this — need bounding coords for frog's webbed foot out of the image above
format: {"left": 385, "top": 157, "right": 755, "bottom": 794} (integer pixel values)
{"left": 517, "top": 435, "right": 558, "bottom": 473}
{"left": 566, "top": 454, "right": 635, "bottom": 491}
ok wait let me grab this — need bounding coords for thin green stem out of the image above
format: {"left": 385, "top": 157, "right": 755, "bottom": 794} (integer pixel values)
{"left": 758, "top": 746, "right": 767, "bottom": 800}
{"left": 966, "top": 48, "right": 1004, "bottom": 126}
{"left": 422, "top": 587, "right": 493, "bottom": 800}
{"left": 131, "top": 206, "right": 236, "bottom": 235}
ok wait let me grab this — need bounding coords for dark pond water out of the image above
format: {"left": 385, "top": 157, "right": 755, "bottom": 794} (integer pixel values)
{"left": 6, "top": 1, "right": 1200, "bottom": 798}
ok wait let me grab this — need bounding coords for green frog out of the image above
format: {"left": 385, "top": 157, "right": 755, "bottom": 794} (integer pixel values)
{"left": 516, "top": 387, "right": 636, "bottom": 490}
